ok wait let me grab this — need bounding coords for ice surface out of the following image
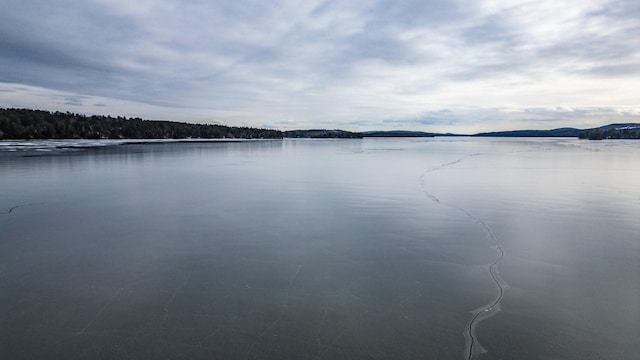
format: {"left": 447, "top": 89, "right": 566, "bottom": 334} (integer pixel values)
{"left": 1, "top": 138, "right": 639, "bottom": 359}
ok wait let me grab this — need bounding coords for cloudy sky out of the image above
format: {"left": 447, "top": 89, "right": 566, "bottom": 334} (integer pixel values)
{"left": 1, "top": 0, "right": 639, "bottom": 132}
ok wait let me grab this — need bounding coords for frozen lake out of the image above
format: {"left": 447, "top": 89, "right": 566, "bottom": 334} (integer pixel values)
{"left": 1, "top": 138, "right": 639, "bottom": 359}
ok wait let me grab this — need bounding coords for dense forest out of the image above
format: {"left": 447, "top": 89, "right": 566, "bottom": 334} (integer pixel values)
{"left": 474, "top": 128, "right": 580, "bottom": 137}
{"left": 466, "top": 124, "right": 640, "bottom": 139}
{"left": 578, "top": 125, "right": 640, "bottom": 140}
{"left": 0, "top": 108, "right": 282, "bottom": 139}
{"left": 283, "top": 129, "right": 362, "bottom": 138}
{"left": 361, "top": 130, "right": 435, "bottom": 137}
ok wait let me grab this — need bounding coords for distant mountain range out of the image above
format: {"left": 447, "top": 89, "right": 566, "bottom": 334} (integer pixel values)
{"left": 358, "top": 124, "right": 640, "bottom": 139}
{"left": 473, "top": 127, "right": 580, "bottom": 137}
{"left": 473, "top": 124, "right": 640, "bottom": 139}
{"left": 1, "top": 108, "right": 638, "bottom": 140}
{"left": 283, "top": 129, "right": 361, "bottom": 138}
{"left": 361, "top": 130, "right": 435, "bottom": 137}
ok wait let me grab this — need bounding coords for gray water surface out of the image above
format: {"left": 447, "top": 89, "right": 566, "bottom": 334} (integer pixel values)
{"left": 1, "top": 138, "right": 639, "bottom": 359}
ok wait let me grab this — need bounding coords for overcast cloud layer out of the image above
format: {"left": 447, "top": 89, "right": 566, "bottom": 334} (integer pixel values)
{"left": 1, "top": 0, "right": 639, "bottom": 132}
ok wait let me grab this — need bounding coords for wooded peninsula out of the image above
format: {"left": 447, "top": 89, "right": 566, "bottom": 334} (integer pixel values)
{"left": 0, "top": 108, "right": 282, "bottom": 139}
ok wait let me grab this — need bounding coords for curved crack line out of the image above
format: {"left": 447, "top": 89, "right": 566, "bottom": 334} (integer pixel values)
{"left": 419, "top": 153, "right": 481, "bottom": 203}
{"left": 0, "top": 202, "right": 46, "bottom": 214}
{"left": 462, "top": 215, "right": 506, "bottom": 360}
{"left": 419, "top": 153, "right": 507, "bottom": 360}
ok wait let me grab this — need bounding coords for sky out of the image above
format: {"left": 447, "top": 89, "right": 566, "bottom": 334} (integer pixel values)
{"left": 1, "top": 0, "right": 639, "bottom": 133}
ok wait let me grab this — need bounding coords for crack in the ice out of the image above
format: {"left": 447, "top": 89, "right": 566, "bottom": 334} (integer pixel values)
{"left": 0, "top": 202, "right": 46, "bottom": 214}
{"left": 419, "top": 153, "right": 507, "bottom": 360}
{"left": 76, "top": 287, "right": 125, "bottom": 335}
{"left": 419, "top": 154, "right": 481, "bottom": 203}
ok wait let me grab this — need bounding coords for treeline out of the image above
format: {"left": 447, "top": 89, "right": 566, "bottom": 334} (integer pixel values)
{"left": 362, "top": 130, "right": 435, "bottom": 137}
{"left": 474, "top": 128, "right": 580, "bottom": 137}
{"left": 0, "top": 108, "right": 282, "bottom": 140}
{"left": 578, "top": 127, "right": 640, "bottom": 140}
{"left": 283, "top": 129, "right": 362, "bottom": 138}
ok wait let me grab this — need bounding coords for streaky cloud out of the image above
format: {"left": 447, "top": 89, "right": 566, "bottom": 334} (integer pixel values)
{"left": 0, "top": 0, "right": 638, "bottom": 132}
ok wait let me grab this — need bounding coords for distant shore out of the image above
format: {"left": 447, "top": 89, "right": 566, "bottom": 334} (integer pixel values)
{"left": 2, "top": 108, "right": 639, "bottom": 140}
